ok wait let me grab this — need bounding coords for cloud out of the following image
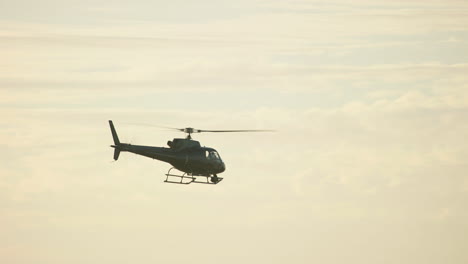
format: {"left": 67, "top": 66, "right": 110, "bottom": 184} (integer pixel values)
{"left": 2, "top": 1, "right": 468, "bottom": 263}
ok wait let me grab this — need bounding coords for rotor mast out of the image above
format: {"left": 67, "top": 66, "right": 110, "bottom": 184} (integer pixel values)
{"left": 181, "top": 127, "right": 197, "bottom": 139}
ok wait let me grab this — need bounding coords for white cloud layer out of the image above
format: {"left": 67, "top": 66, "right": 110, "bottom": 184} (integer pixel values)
{"left": 1, "top": 0, "right": 468, "bottom": 263}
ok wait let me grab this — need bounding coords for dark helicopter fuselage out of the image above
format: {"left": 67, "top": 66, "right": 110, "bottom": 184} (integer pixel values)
{"left": 111, "top": 138, "right": 226, "bottom": 176}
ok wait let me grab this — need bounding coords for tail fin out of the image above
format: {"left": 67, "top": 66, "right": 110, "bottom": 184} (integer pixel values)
{"left": 109, "top": 120, "right": 121, "bottom": 161}
{"left": 109, "top": 120, "right": 120, "bottom": 145}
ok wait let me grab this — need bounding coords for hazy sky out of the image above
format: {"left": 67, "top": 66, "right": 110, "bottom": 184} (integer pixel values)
{"left": 2, "top": 1, "right": 468, "bottom": 263}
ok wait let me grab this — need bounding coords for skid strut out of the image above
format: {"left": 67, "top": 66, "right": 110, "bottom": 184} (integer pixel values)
{"left": 164, "top": 167, "right": 223, "bottom": 185}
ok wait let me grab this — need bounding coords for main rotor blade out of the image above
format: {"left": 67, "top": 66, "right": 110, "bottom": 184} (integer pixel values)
{"left": 123, "top": 122, "right": 181, "bottom": 131}
{"left": 198, "top": 129, "right": 275, "bottom": 133}
{"left": 122, "top": 122, "right": 274, "bottom": 134}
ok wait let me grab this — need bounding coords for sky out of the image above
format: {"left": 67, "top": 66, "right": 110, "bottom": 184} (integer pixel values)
{"left": 1, "top": 0, "right": 468, "bottom": 263}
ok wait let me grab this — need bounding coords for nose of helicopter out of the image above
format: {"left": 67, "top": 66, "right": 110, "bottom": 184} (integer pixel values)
{"left": 218, "top": 162, "right": 226, "bottom": 173}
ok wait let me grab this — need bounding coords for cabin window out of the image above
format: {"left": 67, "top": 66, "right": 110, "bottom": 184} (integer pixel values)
{"left": 206, "top": 150, "right": 220, "bottom": 160}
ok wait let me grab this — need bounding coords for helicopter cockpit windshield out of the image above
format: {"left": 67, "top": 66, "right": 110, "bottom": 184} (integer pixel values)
{"left": 206, "top": 150, "right": 221, "bottom": 160}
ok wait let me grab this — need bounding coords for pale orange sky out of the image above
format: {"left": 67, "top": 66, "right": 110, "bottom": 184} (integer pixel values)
{"left": 1, "top": 1, "right": 468, "bottom": 263}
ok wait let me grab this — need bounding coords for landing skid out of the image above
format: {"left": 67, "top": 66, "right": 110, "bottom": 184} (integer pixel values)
{"left": 164, "top": 167, "right": 223, "bottom": 185}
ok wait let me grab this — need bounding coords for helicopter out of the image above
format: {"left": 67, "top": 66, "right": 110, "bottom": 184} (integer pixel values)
{"left": 108, "top": 120, "right": 271, "bottom": 185}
